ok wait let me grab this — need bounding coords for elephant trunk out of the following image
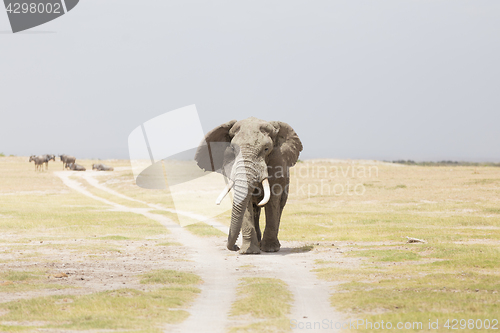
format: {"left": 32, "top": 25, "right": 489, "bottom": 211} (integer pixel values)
{"left": 226, "top": 159, "right": 260, "bottom": 251}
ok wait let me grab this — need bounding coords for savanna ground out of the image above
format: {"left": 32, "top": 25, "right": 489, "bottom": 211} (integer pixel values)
{"left": 0, "top": 156, "right": 499, "bottom": 332}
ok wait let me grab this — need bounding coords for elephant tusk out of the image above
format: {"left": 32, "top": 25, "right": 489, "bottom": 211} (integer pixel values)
{"left": 258, "top": 178, "right": 271, "bottom": 207}
{"left": 215, "top": 180, "right": 234, "bottom": 205}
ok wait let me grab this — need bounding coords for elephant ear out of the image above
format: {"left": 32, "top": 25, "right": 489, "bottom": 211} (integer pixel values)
{"left": 195, "top": 120, "right": 237, "bottom": 172}
{"left": 268, "top": 121, "right": 303, "bottom": 171}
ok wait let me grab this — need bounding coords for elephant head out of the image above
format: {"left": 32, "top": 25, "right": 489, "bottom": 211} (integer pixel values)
{"left": 195, "top": 117, "right": 302, "bottom": 252}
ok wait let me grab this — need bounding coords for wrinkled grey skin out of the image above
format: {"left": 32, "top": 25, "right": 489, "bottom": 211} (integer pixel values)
{"left": 59, "top": 154, "right": 76, "bottom": 169}
{"left": 67, "top": 163, "right": 86, "bottom": 171}
{"left": 29, "top": 155, "right": 45, "bottom": 171}
{"left": 92, "top": 163, "right": 114, "bottom": 171}
{"left": 195, "top": 117, "right": 302, "bottom": 254}
{"left": 41, "top": 154, "right": 55, "bottom": 170}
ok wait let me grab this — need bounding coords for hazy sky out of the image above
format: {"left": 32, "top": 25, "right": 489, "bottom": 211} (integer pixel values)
{"left": 1, "top": 1, "right": 499, "bottom": 161}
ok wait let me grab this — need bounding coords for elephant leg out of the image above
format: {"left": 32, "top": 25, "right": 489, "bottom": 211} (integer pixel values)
{"left": 261, "top": 194, "right": 283, "bottom": 252}
{"left": 240, "top": 201, "right": 261, "bottom": 254}
{"left": 253, "top": 203, "right": 262, "bottom": 243}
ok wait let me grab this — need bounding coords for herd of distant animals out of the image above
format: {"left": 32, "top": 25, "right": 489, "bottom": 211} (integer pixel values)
{"left": 28, "top": 154, "right": 114, "bottom": 172}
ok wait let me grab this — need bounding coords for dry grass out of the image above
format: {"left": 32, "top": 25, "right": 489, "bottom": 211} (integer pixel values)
{"left": 229, "top": 277, "right": 293, "bottom": 333}
{"left": 0, "top": 276, "right": 201, "bottom": 332}
{"left": 2, "top": 156, "right": 499, "bottom": 331}
{"left": 281, "top": 161, "right": 500, "bottom": 242}
{"left": 0, "top": 157, "right": 201, "bottom": 331}
{"left": 291, "top": 161, "right": 500, "bottom": 331}
{"left": 0, "top": 269, "right": 70, "bottom": 293}
{"left": 140, "top": 269, "right": 201, "bottom": 285}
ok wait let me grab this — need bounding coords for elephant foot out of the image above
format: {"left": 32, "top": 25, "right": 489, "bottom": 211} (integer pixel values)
{"left": 227, "top": 243, "right": 240, "bottom": 251}
{"left": 239, "top": 242, "right": 261, "bottom": 254}
{"left": 260, "top": 239, "right": 281, "bottom": 252}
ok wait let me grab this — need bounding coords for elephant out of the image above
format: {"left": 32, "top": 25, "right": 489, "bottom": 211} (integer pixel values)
{"left": 92, "top": 163, "right": 114, "bottom": 171}
{"left": 67, "top": 163, "right": 86, "bottom": 171}
{"left": 29, "top": 155, "right": 45, "bottom": 171}
{"left": 59, "top": 154, "right": 76, "bottom": 169}
{"left": 195, "top": 117, "right": 302, "bottom": 254}
{"left": 42, "top": 154, "right": 55, "bottom": 170}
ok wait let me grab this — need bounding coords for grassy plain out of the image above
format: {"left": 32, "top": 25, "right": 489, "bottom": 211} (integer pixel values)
{"left": 0, "top": 157, "right": 201, "bottom": 332}
{"left": 229, "top": 277, "right": 293, "bottom": 333}
{"left": 97, "top": 159, "right": 500, "bottom": 330}
{"left": 1, "top": 156, "right": 499, "bottom": 332}
{"left": 290, "top": 161, "right": 500, "bottom": 332}
{"left": 55, "top": 158, "right": 500, "bottom": 331}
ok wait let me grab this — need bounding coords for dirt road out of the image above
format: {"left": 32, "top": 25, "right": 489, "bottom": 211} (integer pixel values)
{"left": 55, "top": 171, "right": 344, "bottom": 332}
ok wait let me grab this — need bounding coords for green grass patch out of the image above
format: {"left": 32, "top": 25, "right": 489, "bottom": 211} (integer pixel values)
{"left": 332, "top": 272, "right": 500, "bottom": 331}
{"left": 314, "top": 259, "right": 335, "bottom": 265}
{"left": 291, "top": 244, "right": 314, "bottom": 253}
{"left": 314, "top": 266, "right": 391, "bottom": 283}
{"left": 98, "top": 235, "right": 130, "bottom": 240}
{"left": 0, "top": 270, "right": 70, "bottom": 292}
{"left": 315, "top": 241, "right": 500, "bottom": 331}
{"left": 184, "top": 223, "right": 226, "bottom": 237}
{"left": 419, "top": 244, "right": 500, "bottom": 269}
{"left": 0, "top": 193, "right": 167, "bottom": 239}
{"left": 351, "top": 249, "right": 421, "bottom": 262}
{"left": 140, "top": 269, "right": 201, "bottom": 285}
{"left": 0, "top": 286, "right": 201, "bottom": 331}
{"left": 229, "top": 277, "right": 293, "bottom": 332}
{"left": 483, "top": 207, "right": 500, "bottom": 214}
{"left": 1, "top": 270, "right": 44, "bottom": 282}
{"left": 156, "top": 241, "right": 182, "bottom": 247}
{"left": 467, "top": 178, "right": 500, "bottom": 185}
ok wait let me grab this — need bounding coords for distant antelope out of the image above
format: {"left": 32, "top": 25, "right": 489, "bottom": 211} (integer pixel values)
{"left": 59, "top": 154, "right": 76, "bottom": 169}
{"left": 29, "top": 155, "right": 45, "bottom": 171}
{"left": 67, "top": 163, "right": 86, "bottom": 171}
{"left": 41, "top": 154, "right": 55, "bottom": 170}
{"left": 92, "top": 163, "right": 114, "bottom": 171}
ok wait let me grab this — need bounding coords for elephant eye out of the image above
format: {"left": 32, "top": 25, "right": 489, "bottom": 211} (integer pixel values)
{"left": 264, "top": 148, "right": 269, "bottom": 152}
